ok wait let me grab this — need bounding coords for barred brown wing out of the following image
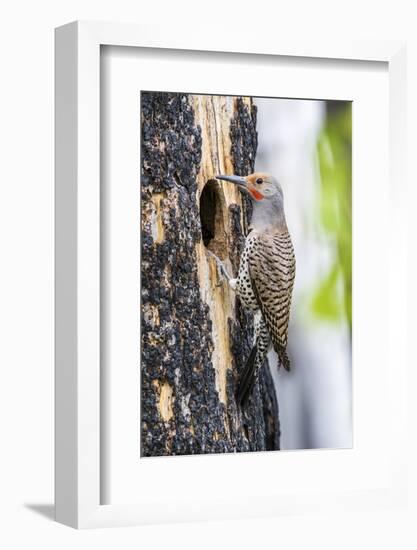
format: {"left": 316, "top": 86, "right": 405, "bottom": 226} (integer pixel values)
{"left": 247, "top": 231, "right": 295, "bottom": 354}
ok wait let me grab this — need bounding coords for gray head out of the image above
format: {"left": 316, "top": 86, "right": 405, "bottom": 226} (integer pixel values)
{"left": 216, "top": 172, "right": 287, "bottom": 230}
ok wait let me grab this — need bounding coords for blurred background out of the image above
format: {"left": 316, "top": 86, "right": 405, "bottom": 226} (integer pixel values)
{"left": 254, "top": 98, "right": 352, "bottom": 450}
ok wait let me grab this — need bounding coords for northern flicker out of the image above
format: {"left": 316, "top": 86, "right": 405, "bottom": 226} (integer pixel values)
{"left": 215, "top": 172, "right": 295, "bottom": 406}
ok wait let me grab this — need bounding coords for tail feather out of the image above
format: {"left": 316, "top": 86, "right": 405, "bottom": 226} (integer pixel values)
{"left": 235, "top": 345, "right": 258, "bottom": 407}
{"left": 275, "top": 345, "right": 291, "bottom": 371}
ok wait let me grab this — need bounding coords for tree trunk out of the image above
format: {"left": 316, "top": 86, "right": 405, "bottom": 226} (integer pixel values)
{"left": 141, "top": 92, "right": 280, "bottom": 457}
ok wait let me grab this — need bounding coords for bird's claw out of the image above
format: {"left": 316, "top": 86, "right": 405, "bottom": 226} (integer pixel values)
{"left": 206, "top": 250, "right": 231, "bottom": 286}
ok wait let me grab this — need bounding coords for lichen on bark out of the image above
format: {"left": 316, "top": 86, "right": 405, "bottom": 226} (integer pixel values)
{"left": 141, "top": 91, "right": 279, "bottom": 457}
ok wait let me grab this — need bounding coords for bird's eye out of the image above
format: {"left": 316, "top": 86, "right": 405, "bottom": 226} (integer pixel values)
{"left": 256, "top": 178, "right": 263, "bottom": 184}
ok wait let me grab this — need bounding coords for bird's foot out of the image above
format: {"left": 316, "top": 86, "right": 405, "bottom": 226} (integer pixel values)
{"left": 206, "top": 250, "right": 232, "bottom": 286}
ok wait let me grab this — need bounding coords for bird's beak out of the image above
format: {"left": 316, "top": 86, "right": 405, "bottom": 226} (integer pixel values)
{"left": 216, "top": 174, "right": 247, "bottom": 188}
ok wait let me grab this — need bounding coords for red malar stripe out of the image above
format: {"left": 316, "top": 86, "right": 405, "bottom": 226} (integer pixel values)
{"left": 249, "top": 188, "right": 264, "bottom": 200}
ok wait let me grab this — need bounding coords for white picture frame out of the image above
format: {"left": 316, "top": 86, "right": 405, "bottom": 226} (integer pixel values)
{"left": 55, "top": 20, "right": 407, "bottom": 529}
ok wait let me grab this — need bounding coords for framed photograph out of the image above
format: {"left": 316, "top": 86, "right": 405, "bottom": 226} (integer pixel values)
{"left": 55, "top": 21, "right": 407, "bottom": 528}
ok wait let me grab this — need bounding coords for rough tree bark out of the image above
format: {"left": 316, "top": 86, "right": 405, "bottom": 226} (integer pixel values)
{"left": 141, "top": 92, "right": 280, "bottom": 457}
